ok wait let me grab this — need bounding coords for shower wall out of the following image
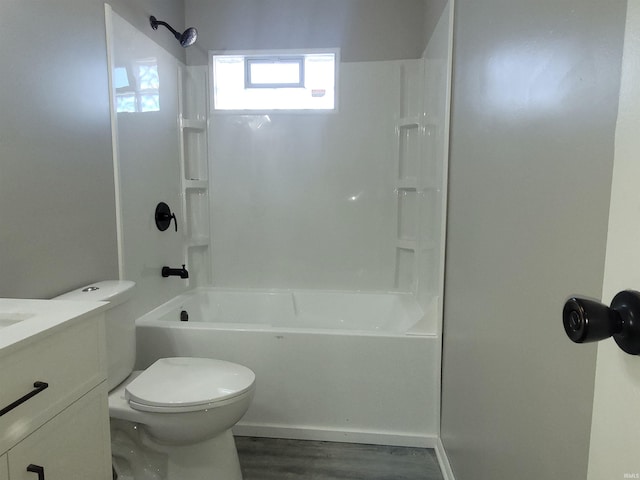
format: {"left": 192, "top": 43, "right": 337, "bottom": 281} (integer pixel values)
{"left": 187, "top": 0, "right": 450, "bottom": 304}
{"left": 209, "top": 61, "right": 399, "bottom": 291}
{"left": 107, "top": 10, "right": 190, "bottom": 318}
{"left": 209, "top": 57, "right": 445, "bottom": 301}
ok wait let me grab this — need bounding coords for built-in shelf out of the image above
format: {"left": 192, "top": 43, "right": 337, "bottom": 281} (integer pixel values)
{"left": 186, "top": 236, "right": 209, "bottom": 248}
{"left": 397, "top": 177, "right": 418, "bottom": 190}
{"left": 184, "top": 179, "right": 208, "bottom": 189}
{"left": 177, "top": 66, "right": 211, "bottom": 287}
{"left": 397, "top": 116, "right": 420, "bottom": 129}
{"left": 180, "top": 118, "right": 207, "bottom": 130}
{"left": 396, "top": 239, "right": 417, "bottom": 251}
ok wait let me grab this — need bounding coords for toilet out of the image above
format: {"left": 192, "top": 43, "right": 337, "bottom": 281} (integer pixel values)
{"left": 55, "top": 280, "right": 255, "bottom": 480}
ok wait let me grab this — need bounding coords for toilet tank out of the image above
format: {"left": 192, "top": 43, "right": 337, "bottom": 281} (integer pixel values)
{"left": 54, "top": 280, "right": 136, "bottom": 391}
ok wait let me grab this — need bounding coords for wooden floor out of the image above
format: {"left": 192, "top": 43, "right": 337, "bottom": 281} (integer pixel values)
{"left": 235, "top": 437, "right": 444, "bottom": 480}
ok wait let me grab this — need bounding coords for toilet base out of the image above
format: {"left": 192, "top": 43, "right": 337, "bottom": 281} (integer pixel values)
{"left": 111, "top": 419, "right": 243, "bottom": 480}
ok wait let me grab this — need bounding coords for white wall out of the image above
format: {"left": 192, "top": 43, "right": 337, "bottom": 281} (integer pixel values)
{"left": 588, "top": 0, "right": 640, "bottom": 477}
{"left": 108, "top": 11, "right": 190, "bottom": 318}
{"left": 440, "top": 0, "right": 626, "bottom": 479}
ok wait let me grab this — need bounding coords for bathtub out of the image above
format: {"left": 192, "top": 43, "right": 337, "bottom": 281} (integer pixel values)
{"left": 135, "top": 288, "right": 441, "bottom": 447}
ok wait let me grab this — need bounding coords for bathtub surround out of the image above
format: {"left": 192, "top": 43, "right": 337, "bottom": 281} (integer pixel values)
{"left": 209, "top": 60, "right": 402, "bottom": 291}
{"left": 187, "top": 0, "right": 451, "bottom": 308}
{"left": 106, "top": 9, "right": 192, "bottom": 319}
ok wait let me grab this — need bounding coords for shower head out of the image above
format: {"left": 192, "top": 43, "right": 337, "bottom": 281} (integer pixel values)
{"left": 150, "top": 16, "right": 198, "bottom": 48}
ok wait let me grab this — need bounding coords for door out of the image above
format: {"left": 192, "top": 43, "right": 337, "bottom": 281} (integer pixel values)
{"left": 587, "top": 0, "right": 640, "bottom": 477}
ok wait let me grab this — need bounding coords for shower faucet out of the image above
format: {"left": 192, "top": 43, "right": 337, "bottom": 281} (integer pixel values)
{"left": 162, "top": 265, "right": 189, "bottom": 279}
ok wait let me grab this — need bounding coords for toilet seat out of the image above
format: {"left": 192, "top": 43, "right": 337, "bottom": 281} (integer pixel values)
{"left": 125, "top": 357, "right": 255, "bottom": 413}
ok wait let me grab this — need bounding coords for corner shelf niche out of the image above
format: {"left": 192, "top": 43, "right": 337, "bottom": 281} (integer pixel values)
{"left": 177, "top": 65, "right": 210, "bottom": 287}
{"left": 393, "top": 60, "right": 442, "bottom": 293}
{"left": 393, "top": 64, "right": 424, "bottom": 291}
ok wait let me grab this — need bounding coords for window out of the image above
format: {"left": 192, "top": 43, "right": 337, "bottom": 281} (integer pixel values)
{"left": 245, "top": 56, "right": 305, "bottom": 88}
{"left": 211, "top": 49, "right": 339, "bottom": 111}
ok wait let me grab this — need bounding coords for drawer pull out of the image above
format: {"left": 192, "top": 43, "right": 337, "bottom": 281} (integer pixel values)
{"left": 0, "top": 381, "right": 49, "bottom": 417}
{"left": 27, "top": 464, "right": 45, "bottom": 480}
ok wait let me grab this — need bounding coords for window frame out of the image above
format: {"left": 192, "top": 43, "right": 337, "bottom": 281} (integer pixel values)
{"left": 209, "top": 48, "right": 340, "bottom": 114}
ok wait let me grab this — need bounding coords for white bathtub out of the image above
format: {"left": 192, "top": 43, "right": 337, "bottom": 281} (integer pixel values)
{"left": 135, "top": 288, "right": 441, "bottom": 447}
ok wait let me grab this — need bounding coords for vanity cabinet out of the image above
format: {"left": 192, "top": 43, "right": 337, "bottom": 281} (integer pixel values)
{"left": 8, "top": 386, "right": 110, "bottom": 480}
{"left": 0, "top": 307, "right": 111, "bottom": 480}
{"left": 1, "top": 454, "right": 8, "bottom": 480}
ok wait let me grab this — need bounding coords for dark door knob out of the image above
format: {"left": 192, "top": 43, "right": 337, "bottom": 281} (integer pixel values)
{"left": 563, "top": 290, "right": 640, "bottom": 355}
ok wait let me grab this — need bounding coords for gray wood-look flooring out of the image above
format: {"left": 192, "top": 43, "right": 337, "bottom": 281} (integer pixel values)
{"left": 235, "top": 437, "right": 444, "bottom": 480}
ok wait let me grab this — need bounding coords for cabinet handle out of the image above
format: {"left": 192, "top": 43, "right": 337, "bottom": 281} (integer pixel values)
{"left": 0, "top": 381, "right": 49, "bottom": 417}
{"left": 27, "top": 464, "right": 45, "bottom": 480}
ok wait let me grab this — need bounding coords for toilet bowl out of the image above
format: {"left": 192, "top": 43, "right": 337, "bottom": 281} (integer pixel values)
{"left": 110, "top": 358, "right": 255, "bottom": 445}
{"left": 55, "top": 281, "right": 255, "bottom": 480}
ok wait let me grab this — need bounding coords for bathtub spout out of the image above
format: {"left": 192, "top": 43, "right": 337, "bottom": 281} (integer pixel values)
{"left": 162, "top": 265, "right": 189, "bottom": 279}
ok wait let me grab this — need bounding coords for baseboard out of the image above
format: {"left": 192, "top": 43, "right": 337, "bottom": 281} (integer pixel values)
{"left": 435, "top": 438, "right": 455, "bottom": 480}
{"left": 233, "top": 423, "right": 437, "bottom": 448}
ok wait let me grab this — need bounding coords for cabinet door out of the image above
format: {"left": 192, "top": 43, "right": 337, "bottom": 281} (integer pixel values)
{"left": 0, "top": 454, "right": 8, "bottom": 480}
{"left": 9, "top": 385, "right": 111, "bottom": 480}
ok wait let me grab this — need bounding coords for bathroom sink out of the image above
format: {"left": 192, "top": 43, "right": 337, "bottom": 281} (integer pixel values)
{"left": 0, "top": 299, "right": 107, "bottom": 353}
{"left": 0, "top": 312, "right": 34, "bottom": 329}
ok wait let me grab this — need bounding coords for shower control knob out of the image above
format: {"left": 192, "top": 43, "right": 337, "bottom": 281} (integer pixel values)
{"left": 155, "top": 202, "right": 178, "bottom": 232}
{"left": 562, "top": 290, "right": 640, "bottom": 355}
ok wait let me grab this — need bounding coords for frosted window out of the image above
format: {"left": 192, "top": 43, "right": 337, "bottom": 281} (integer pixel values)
{"left": 212, "top": 50, "right": 338, "bottom": 111}
{"left": 246, "top": 57, "right": 304, "bottom": 87}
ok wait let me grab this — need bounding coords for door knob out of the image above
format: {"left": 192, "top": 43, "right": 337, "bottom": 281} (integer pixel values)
{"left": 563, "top": 290, "right": 640, "bottom": 355}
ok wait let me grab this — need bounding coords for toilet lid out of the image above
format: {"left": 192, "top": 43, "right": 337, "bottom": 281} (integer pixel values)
{"left": 125, "top": 357, "right": 255, "bottom": 410}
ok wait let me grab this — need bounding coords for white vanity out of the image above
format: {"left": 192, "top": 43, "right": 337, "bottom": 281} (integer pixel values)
{"left": 0, "top": 299, "right": 111, "bottom": 480}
